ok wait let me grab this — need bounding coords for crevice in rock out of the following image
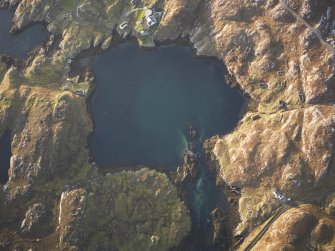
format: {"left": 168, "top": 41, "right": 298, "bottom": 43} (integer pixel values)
{"left": 0, "top": 129, "right": 11, "bottom": 184}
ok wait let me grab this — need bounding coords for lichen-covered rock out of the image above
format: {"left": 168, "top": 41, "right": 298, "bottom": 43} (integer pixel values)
{"left": 57, "top": 169, "right": 190, "bottom": 251}
{"left": 271, "top": 4, "right": 295, "bottom": 23}
{"left": 20, "top": 203, "right": 49, "bottom": 236}
{"left": 248, "top": 205, "right": 335, "bottom": 251}
{"left": 6, "top": 0, "right": 335, "bottom": 107}
{"left": 58, "top": 188, "right": 88, "bottom": 250}
{"left": 0, "top": 74, "right": 92, "bottom": 199}
{"left": 213, "top": 105, "right": 335, "bottom": 233}
{"left": 0, "top": 0, "right": 335, "bottom": 250}
{"left": 213, "top": 105, "right": 335, "bottom": 188}
{"left": 325, "top": 193, "right": 335, "bottom": 216}
{"left": 234, "top": 187, "right": 280, "bottom": 235}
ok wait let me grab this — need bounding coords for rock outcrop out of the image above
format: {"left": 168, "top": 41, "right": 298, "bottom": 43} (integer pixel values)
{"left": 0, "top": 0, "right": 334, "bottom": 250}
{"left": 250, "top": 204, "right": 335, "bottom": 251}
{"left": 57, "top": 169, "right": 190, "bottom": 251}
{"left": 20, "top": 203, "right": 49, "bottom": 236}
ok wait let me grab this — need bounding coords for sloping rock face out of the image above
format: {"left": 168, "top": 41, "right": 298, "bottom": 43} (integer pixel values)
{"left": 57, "top": 169, "right": 190, "bottom": 251}
{"left": 0, "top": 2, "right": 191, "bottom": 248}
{"left": 214, "top": 105, "right": 335, "bottom": 188}
{"left": 212, "top": 104, "right": 335, "bottom": 234}
{"left": 20, "top": 203, "right": 49, "bottom": 236}
{"left": 0, "top": 65, "right": 91, "bottom": 196}
{"left": 250, "top": 204, "right": 335, "bottom": 251}
{"left": 0, "top": 0, "right": 335, "bottom": 250}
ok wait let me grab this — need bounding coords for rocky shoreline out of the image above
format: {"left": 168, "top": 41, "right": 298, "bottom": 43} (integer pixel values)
{"left": 0, "top": 0, "right": 335, "bottom": 250}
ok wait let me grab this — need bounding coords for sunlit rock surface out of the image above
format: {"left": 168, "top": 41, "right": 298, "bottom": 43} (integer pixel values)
{"left": 0, "top": 0, "right": 335, "bottom": 250}
{"left": 250, "top": 204, "right": 335, "bottom": 251}
{"left": 57, "top": 169, "right": 190, "bottom": 250}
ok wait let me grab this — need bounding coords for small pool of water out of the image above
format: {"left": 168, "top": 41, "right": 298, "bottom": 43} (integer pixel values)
{"left": 91, "top": 42, "right": 244, "bottom": 168}
{"left": 0, "top": 9, "right": 48, "bottom": 59}
{"left": 0, "top": 130, "right": 11, "bottom": 184}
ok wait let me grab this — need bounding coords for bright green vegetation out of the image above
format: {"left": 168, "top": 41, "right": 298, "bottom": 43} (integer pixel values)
{"left": 60, "top": 0, "right": 77, "bottom": 11}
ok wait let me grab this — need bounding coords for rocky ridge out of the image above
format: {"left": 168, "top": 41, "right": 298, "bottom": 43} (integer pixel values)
{"left": 0, "top": 0, "right": 334, "bottom": 250}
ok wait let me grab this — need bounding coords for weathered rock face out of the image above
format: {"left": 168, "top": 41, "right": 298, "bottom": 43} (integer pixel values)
{"left": 325, "top": 193, "right": 335, "bottom": 216}
{"left": 0, "top": 1, "right": 193, "bottom": 249}
{"left": 57, "top": 169, "right": 190, "bottom": 251}
{"left": 58, "top": 188, "right": 87, "bottom": 250}
{"left": 6, "top": 0, "right": 335, "bottom": 107}
{"left": 214, "top": 105, "right": 335, "bottom": 189}
{"left": 250, "top": 204, "right": 335, "bottom": 251}
{"left": 211, "top": 104, "right": 335, "bottom": 234}
{"left": 0, "top": 78, "right": 92, "bottom": 199}
{"left": 0, "top": 0, "right": 335, "bottom": 250}
{"left": 20, "top": 203, "right": 49, "bottom": 236}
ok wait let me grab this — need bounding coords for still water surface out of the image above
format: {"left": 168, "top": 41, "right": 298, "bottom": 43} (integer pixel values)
{"left": 0, "top": 9, "right": 48, "bottom": 58}
{"left": 91, "top": 42, "right": 244, "bottom": 249}
{"left": 91, "top": 42, "right": 244, "bottom": 168}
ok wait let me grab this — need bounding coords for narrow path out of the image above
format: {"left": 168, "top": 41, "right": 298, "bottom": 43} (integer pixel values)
{"left": 279, "top": 0, "right": 335, "bottom": 54}
{"left": 242, "top": 204, "right": 291, "bottom": 251}
{"left": 241, "top": 186, "right": 335, "bottom": 251}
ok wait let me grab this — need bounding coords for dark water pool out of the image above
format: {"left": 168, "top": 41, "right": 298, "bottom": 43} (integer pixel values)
{"left": 91, "top": 42, "right": 244, "bottom": 249}
{"left": 91, "top": 42, "right": 244, "bottom": 168}
{"left": 0, "top": 9, "right": 48, "bottom": 59}
{"left": 0, "top": 130, "right": 11, "bottom": 184}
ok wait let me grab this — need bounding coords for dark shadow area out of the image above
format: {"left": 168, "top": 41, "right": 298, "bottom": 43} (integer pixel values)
{"left": 0, "top": 8, "right": 49, "bottom": 59}
{"left": 0, "top": 130, "right": 11, "bottom": 184}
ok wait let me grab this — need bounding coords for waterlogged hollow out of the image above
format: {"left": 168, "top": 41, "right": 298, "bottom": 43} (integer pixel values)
{"left": 91, "top": 42, "right": 244, "bottom": 168}
{"left": 0, "top": 9, "right": 48, "bottom": 59}
{"left": 0, "top": 130, "right": 11, "bottom": 184}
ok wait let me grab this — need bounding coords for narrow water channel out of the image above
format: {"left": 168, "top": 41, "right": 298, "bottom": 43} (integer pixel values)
{"left": 0, "top": 8, "right": 48, "bottom": 58}
{"left": 177, "top": 133, "right": 231, "bottom": 250}
{"left": 0, "top": 130, "right": 11, "bottom": 184}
